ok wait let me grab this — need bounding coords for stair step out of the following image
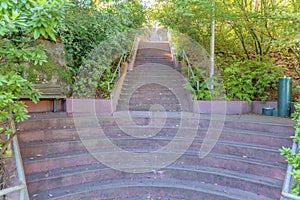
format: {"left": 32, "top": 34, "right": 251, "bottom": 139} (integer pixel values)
{"left": 26, "top": 164, "right": 280, "bottom": 199}
{"left": 119, "top": 95, "right": 180, "bottom": 101}
{"left": 18, "top": 112, "right": 295, "bottom": 135}
{"left": 29, "top": 177, "right": 274, "bottom": 200}
{"left": 117, "top": 104, "right": 182, "bottom": 111}
{"left": 20, "top": 134, "right": 286, "bottom": 166}
{"left": 121, "top": 83, "right": 185, "bottom": 90}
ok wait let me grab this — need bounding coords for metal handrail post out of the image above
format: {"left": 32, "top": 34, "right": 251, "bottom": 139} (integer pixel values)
{"left": 108, "top": 54, "right": 125, "bottom": 93}
{"left": 181, "top": 49, "right": 199, "bottom": 92}
{"left": 12, "top": 136, "right": 28, "bottom": 200}
{"left": 0, "top": 114, "right": 29, "bottom": 199}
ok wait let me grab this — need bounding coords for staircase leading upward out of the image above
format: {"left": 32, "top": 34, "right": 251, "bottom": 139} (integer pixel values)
{"left": 17, "top": 34, "right": 295, "bottom": 200}
{"left": 117, "top": 41, "right": 185, "bottom": 112}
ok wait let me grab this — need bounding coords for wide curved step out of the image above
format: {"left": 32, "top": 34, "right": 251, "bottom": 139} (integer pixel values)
{"left": 18, "top": 112, "right": 294, "bottom": 199}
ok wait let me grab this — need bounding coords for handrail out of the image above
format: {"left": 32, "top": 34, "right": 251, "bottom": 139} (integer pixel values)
{"left": 108, "top": 54, "right": 126, "bottom": 94}
{"left": 167, "top": 30, "right": 179, "bottom": 70}
{"left": 281, "top": 140, "right": 300, "bottom": 200}
{"left": 281, "top": 114, "right": 300, "bottom": 200}
{"left": 182, "top": 49, "right": 200, "bottom": 91}
{"left": 0, "top": 115, "right": 29, "bottom": 199}
{"left": 167, "top": 30, "right": 174, "bottom": 61}
{"left": 128, "top": 36, "right": 138, "bottom": 63}
{"left": 108, "top": 35, "right": 138, "bottom": 99}
{"left": 166, "top": 30, "right": 199, "bottom": 92}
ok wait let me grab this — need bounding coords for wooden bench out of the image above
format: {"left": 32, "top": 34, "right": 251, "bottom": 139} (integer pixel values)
{"left": 20, "top": 84, "right": 66, "bottom": 112}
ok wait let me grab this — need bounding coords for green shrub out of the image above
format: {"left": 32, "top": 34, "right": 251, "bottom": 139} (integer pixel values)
{"left": 223, "top": 59, "right": 281, "bottom": 103}
{"left": 73, "top": 30, "right": 141, "bottom": 97}
{"left": 183, "top": 67, "right": 224, "bottom": 100}
{"left": 59, "top": 1, "right": 145, "bottom": 97}
{"left": 0, "top": 0, "right": 68, "bottom": 153}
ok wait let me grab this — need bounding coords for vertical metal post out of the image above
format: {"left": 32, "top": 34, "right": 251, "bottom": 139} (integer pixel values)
{"left": 209, "top": 0, "right": 215, "bottom": 90}
{"left": 53, "top": 99, "right": 57, "bottom": 112}
{"left": 278, "top": 77, "right": 292, "bottom": 117}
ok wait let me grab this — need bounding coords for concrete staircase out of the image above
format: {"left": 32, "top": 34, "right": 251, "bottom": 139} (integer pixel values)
{"left": 16, "top": 37, "right": 295, "bottom": 199}
{"left": 117, "top": 41, "right": 184, "bottom": 112}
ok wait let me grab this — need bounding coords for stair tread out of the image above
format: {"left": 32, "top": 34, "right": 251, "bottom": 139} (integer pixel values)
{"left": 26, "top": 164, "right": 282, "bottom": 187}
{"left": 30, "top": 177, "right": 273, "bottom": 200}
{"left": 22, "top": 147, "right": 286, "bottom": 172}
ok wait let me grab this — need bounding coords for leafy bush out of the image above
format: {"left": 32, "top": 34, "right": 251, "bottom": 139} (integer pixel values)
{"left": 0, "top": 0, "right": 68, "bottom": 153}
{"left": 223, "top": 59, "right": 281, "bottom": 103}
{"left": 183, "top": 68, "right": 224, "bottom": 100}
{"left": 60, "top": 0, "right": 144, "bottom": 72}
{"left": 0, "top": 73, "right": 40, "bottom": 153}
{"left": 60, "top": 1, "right": 145, "bottom": 98}
{"left": 73, "top": 30, "right": 141, "bottom": 97}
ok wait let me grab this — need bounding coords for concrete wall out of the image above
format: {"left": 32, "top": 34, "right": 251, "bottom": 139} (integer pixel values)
{"left": 65, "top": 98, "right": 112, "bottom": 115}
{"left": 23, "top": 98, "right": 294, "bottom": 116}
{"left": 22, "top": 99, "right": 64, "bottom": 113}
{"left": 197, "top": 100, "right": 295, "bottom": 115}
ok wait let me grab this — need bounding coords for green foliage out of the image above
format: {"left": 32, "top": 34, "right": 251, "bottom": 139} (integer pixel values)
{"left": 272, "top": 1, "right": 300, "bottom": 76}
{"left": 151, "top": 0, "right": 298, "bottom": 102}
{"left": 223, "top": 59, "right": 281, "bottom": 103}
{"left": 60, "top": 0, "right": 144, "bottom": 71}
{"left": 151, "top": 0, "right": 286, "bottom": 60}
{"left": 169, "top": 30, "right": 225, "bottom": 100}
{"left": 60, "top": 1, "right": 145, "bottom": 97}
{"left": 0, "top": 0, "right": 68, "bottom": 153}
{"left": 73, "top": 30, "right": 140, "bottom": 97}
{"left": 0, "top": 73, "right": 40, "bottom": 124}
{"left": 26, "top": 53, "right": 72, "bottom": 85}
{"left": 97, "top": 65, "right": 117, "bottom": 99}
{"left": 0, "top": 0, "right": 69, "bottom": 41}
{"left": 281, "top": 86, "right": 300, "bottom": 195}
{"left": 183, "top": 70, "right": 224, "bottom": 100}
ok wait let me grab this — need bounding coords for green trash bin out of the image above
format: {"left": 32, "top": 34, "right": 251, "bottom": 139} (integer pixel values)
{"left": 278, "top": 77, "right": 292, "bottom": 117}
{"left": 262, "top": 107, "right": 274, "bottom": 116}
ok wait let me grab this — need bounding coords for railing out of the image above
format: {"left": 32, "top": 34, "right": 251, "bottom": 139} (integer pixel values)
{"left": 108, "top": 53, "right": 126, "bottom": 97}
{"left": 107, "top": 35, "right": 139, "bottom": 100}
{"left": 281, "top": 114, "right": 300, "bottom": 200}
{"left": 167, "top": 30, "right": 199, "bottom": 92}
{"left": 0, "top": 116, "right": 29, "bottom": 199}
{"left": 182, "top": 49, "right": 200, "bottom": 91}
{"left": 167, "top": 30, "right": 179, "bottom": 70}
{"left": 128, "top": 36, "right": 138, "bottom": 64}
